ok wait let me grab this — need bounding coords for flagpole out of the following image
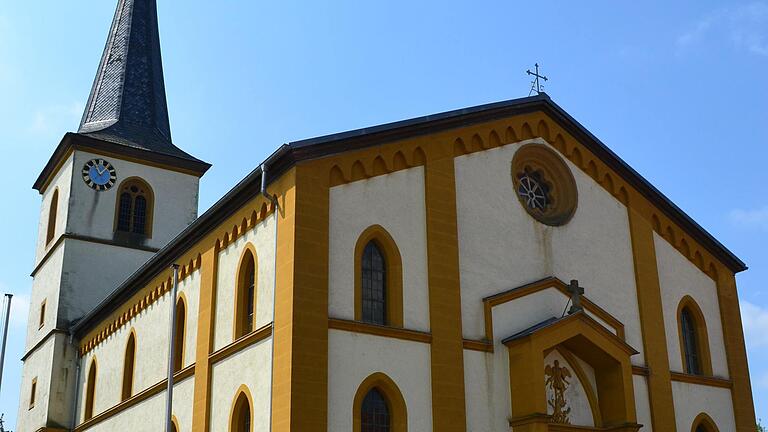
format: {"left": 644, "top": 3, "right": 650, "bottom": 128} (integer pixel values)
{"left": 165, "top": 265, "right": 179, "bottom": 432}
{"left": 0, "top": 293, "right": 12, "bottom": 394}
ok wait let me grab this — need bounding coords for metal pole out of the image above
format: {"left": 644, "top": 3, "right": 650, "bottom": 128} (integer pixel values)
{"left": 165, "top": 265, "right": 179, "bottom": 432}
{"left": 0, "top": 293, "right": 13, "bottom": 394}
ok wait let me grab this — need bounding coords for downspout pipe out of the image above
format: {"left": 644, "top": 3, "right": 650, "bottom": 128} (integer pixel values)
{"left": 69, "top": 333, "right": 82, "bottom": 430}
{"left": 259, "top": 145, "right": 289, "bottom": 206}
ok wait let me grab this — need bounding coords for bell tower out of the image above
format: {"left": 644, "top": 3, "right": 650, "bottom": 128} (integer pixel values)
{"left": 17, "top": 0, "right": 210, "bottom": 430}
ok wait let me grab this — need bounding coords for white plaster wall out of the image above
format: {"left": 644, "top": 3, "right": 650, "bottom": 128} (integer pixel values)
{"left": 463, "top": 349, "right": 501, "bottom": 432}
{"left": 328, "top": 330, "right": 433, "bottom": 431}
{"left": 78, "top": 376, "right": 195, "bottom": 432}
{"left": 671, "top": 381, "right": 736, "bottom": 432}
{"left": 209, "top": 337, "right": 273, "bottom": 432}
{"left": 328, "top": 167, "right": 430, "bottom": 331}
{"left": 544, "top": 350, "right": 594, "bottom": 427}
{"left": 68, "top": 150, "right": 200, "bottom": 250}
{"left": 25, "top": 245, "right": 64, "bottom": 350}
{"left": 77, "top": 271, "right": 199, "bottom": 420}
{"left": 59, "top": 239, "right": 155, "bottom": 322}
{"left": 454, "top": 140, "right": 643, "bottom": 365}
{"left": 655, "top": 233, "right": 729, "bottom": 377}
{"left": 16, "top": 337, "right": 55, "bottom": 432}
{"left": 213, "top": 214, "right": 276, "bottom": 351}
{"left": 35, "top": 154, "right": 74, "bottom": 263}
{"left": 633, "top": 375, "right": 653, "bottom": 432}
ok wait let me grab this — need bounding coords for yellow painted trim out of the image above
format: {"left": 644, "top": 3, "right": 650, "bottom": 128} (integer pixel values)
{"left": 121, "top": 328, "right": 137, "bottom": 401}
{"left": 233, "top": 243, "right": 258, "bottom": 340}
{"left": 483, "top": 277, "right": 626, "bottom": 344}
{"left": 423, "top": 141, "right": 468, "bottom": 431}
{"left": 171, "top": 415, "right": 180, "bottom": 432}
{"left": 669, "top": 372, "right": 732, "bottom": 389}
{"left": 713, "top": 268, "right": 757, "bottom": 431}
{"left": 353, "top": 225, "right": 404, "bottom": 327}
{"left": 328, "top": 318, "right": 431, "bottom": 344}
{"left": 74, "top": 364, "right": 195, "bottom": 431}
{"left": 690, "top": 412, "right": 720, "bottom": 432}
{"left": 676, "top": 295, "right": 713, "bottom": 376}
{"left": 626, "top": 204, "right": 677, "bottom": 431}
{"left": 556, "top": 347, "right": 603, "bottom": 427}
{"left": 209, "top": 322, "right": 273, "bottom": 365}
{"left": 112, "top": 176, "right": 155, "bottom": 238}
{"left": 191, "top": 245, "right": 219, "bottom": 432}
{"left": 229, "top": 385, "right": 254, "bottom": 432}
{"left": 462, "top": 338, "right": 493, "bottom": 352}
{"left": 352, "top": 372, "right": 407, "bottom": 432}
{"left": 174, "top": 293, "right": 188, "bottom": 372}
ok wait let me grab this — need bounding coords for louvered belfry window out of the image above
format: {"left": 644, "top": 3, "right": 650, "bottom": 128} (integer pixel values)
{"left": 362, "top": 241, "right": 387, "bottom": 325}
{"left": 116, "top": 180, "right": 152, "bottom": 236}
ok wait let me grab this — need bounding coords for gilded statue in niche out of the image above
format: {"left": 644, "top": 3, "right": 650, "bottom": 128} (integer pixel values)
{"left": 545, "top": 359, "right": 572, "bottom": 424}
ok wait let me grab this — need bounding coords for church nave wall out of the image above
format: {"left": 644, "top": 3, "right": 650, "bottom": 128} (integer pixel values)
{"left": 671, "top": 381, "right": 736, "bottom": 432}
{"left": 328, "top": 166, "right": 430, "bottom": 332}
{"left": 453, "top": 139, "right": 644, "bottom": 362}
{"left": 76, "top": 269, "right": 201, "bottom": 422}
{"left": 75, "top": 374, "right": 195, "bottom": 431}
{"left": 655, "top": 232, "right": 730, "bottom": 378}
{"left": 213, "top": 213, "right": 276, "bottom": 352}
{"left": 327, "top": 330, "right": 433, "bottom": 431}
{"left": 209, "top": 338, "right": 273, "bottom": 432}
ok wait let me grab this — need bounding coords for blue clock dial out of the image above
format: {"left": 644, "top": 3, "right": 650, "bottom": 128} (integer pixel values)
{"left": 82, "top": 159, "right": 117, "bottom": 191}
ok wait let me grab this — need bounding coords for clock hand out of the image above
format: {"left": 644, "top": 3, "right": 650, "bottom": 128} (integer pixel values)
{"left": 96, "top": 165, "right": 107, "bottom": 175}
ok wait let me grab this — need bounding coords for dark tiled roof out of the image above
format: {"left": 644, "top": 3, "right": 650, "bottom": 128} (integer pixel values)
{"left": 77, "top": 0, "right": 200, "bottom": 164}
{"left": 501, "top": 316, "right": 563, "bottom": 345}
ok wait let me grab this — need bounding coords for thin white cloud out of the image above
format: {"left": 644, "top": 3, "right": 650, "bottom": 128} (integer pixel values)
{"left": 742, "top": 300, "right": 768, "bottom": 348}
{"left": 29, "top": 102, "right": 83, "bottom": 135}
{"left": 730, "top": 206, "right": 768, "bottom": 231}
{"left": 676, "top": 2, "right": 768, "bottom": 57}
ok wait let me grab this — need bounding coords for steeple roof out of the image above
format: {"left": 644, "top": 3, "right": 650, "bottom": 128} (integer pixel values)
{"left": 77, "top": 0, "right": 202, "bottom": 164}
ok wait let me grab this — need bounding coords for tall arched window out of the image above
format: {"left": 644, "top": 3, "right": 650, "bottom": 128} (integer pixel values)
{"left": 122, "top": 331, "right": 136, "bottom": 401}
{"left": 677, "top": 296, "right": 712, "bottom": 376}
{"left": 681, "top": 308, "right": 700, "bottom": 375}
{"left": 84, "top": 359, "right": 97, "bottom": 421}
{"left": 362, "top": 242, "right": 387, "bottom": 325}
{"left": 354, "top": 226, "right": 404, "bottom": 328}
{"left": 692, "top": 412, "right": 719, "bottom": 432}
{"left": 235, "top": 248, "right": 257, "bottom": 339}
{"left": 115, "top": 178, "right": 154, "bottom": 237}
{"left": 174, "top": 297, "right": 187, "bottom": 372}
{"left": 361, "top": 388, "right": 390, "bottom": 432}
{"left": 46, "top": 189, "right": 59, "bottom": 245}
{"left": 230, "top": 389, "right": 252, "bottom": 432}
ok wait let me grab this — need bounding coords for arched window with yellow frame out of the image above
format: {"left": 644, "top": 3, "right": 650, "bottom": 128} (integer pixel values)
{"left": 229, "top": 385, "right": 253, "bottom": 432}
{"left": 174, "top": 294, "right": 187, "bottom": 372}
{"left": 114, "top": 177, "right": 154, "bottom": 237}
{"left": 677, "top": 295, "right": 712, "bottom": 376}
{"left": 691, "top": 412, "right": 720, "bottom": 432}
{"left": 234, "top": 245, "right": 258, "bottom": 339}
{"left": 122, "top": 330, "right": 137, "bottom": 401}
{"left": 84, "top": 357, "right": 97, "bottom": 421}
{"left": 353, "top": 372, "right": 407, "bottom": 432}
{"left": 354, "top": 226, "right": 403, "bottom": 327}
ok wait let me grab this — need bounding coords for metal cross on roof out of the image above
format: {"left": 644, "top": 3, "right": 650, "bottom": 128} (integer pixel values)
{"left": 527, "top": 63, "right": 548, "bottom": 96}
{"left": 567, "top": 279, "right": 584, "bottom": 315}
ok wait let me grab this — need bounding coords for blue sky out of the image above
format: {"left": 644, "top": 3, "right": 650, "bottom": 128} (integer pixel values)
{"left": 1, "top": 0, "right": 767, "bottom": 427}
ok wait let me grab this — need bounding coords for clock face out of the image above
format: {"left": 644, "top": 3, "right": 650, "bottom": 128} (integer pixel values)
{"left": 82, "top": 159, "right": 117, "bottom": 191}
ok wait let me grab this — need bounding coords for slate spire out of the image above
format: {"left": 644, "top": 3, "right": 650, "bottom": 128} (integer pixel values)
{"left": 78, "top": 0, "right": 192, "bottom": 160}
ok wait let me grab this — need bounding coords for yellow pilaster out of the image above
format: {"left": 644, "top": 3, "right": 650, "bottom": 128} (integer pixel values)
{"left": 423, "top": 141, "right": 467, "bottom": 431}
{"left": 715, "top": 270, "right": 757, "bottom": 431}
{"left": 191, "top": 245, "right": 218, "bottom": 432}
{"left": 627, "top": 202, "right": 676, "bottom": 431}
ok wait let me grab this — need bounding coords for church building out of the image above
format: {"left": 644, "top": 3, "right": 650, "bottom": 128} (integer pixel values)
{"left": 17, "top": 0, "right": 756, "bottom": 431}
